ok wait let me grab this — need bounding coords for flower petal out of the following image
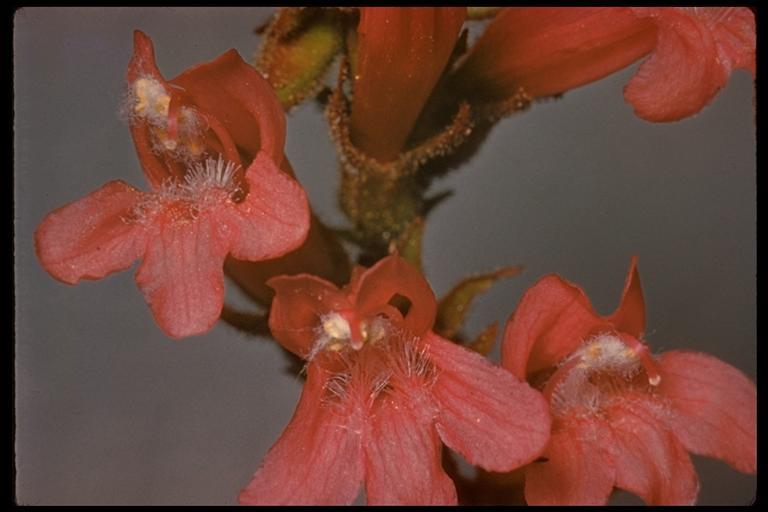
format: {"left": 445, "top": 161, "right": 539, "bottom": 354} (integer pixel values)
{"left": 35, "top": 180, "right": 147, "bottom": 284}
{"left": 267, "top": 274, "right": 351, "bottom": 357}
{"left": 127, "top": 30, "right": 163, "bottom": 83}
{"left": 226, "top": 151, "right": 310, "bottom": 262}
{"left": 525, "top": 418, "right": 615, "bottom": 505}
{"left": 606, "top": 256, "right": 645, "bottom": 338}
{"left": 501, "top": 275, "right": 606, "bottom": 380}
{"left": 427, "top": 332, "right": 551, "bottom": 472}
{"left": 224, "top": 213, "right": 351, "bottom": 306}
{"left": 352, "top": 255, "right": 437, "bottom": 338}
{"left": 702, "top": 7, "right": 756, "bottom": 74}
{"left": 657, "top": 350, "right": 756, "bottom": 474}
{"left": 171, "top": 47, "right": 286, "bottom": 162}
{"left": 239, "top": 365, "right": 364, "bottom": 505}
{"left": 455, "top": 7, "right": 656, "bottom": 100}
{"left": 624, "top": 8, "right": 731, "bottom": 122}
{"left": 134, "top": 211, "right": 230, "bottom": 338}
{"left": 363, "top": 393, "right": 456, "bottom": 505}
{"left": 222, "top": 156, "right": 349, "bottom": 307}
{"left": 349, "top": 7, "right": 466, "bottom": 161}
{"left": 606, "top": 399, "right": 699, "bottom": 505}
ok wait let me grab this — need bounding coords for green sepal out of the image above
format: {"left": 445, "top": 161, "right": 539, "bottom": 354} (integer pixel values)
{"left": 466, "top": 321, "right": 498, "bottom": 355}
{"left": 256, "top": 8, "right": 344, "bottom": 110}
{"left": 389, "top": 217, "right": 425, "bottom": 270}
{"left": 435, "top": 266, "right": 522, "bottom": 339}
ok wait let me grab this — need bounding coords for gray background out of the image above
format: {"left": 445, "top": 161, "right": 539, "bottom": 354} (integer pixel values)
{"left": 14, "top": 7, "right": 756, "bottom": 505}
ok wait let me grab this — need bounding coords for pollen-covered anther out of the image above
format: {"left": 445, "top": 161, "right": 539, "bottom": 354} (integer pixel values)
{"left": 542, "top": 333, "right": 662, "bottom": 415}
{"left": 561, "top": 332, "right": 662, "bottom": 389}
{"left": 321, "top": 312, "right": 353, "bottom": 349}
{"left": 133, "top": 77, "right": 170, "bottom": 119}
{"left": 311, "top": 312, "right": 394, "bottom": 358}
{"left": 152, "top": 127, "right": 178, "bottom": 151}
{"left": 307, "top": 311, "right": 354, "bottom": 359}
{"left": 322, "top": 313, "right": 352, "bottom": 339}
{"left": 131, "top": 76, "right": 205, "bottom": 160}
{"left": 575, "top": 333, "right": 641, "bottom": 372}
{"left": 360, "top": 317, "right": 388, "bottom": 346}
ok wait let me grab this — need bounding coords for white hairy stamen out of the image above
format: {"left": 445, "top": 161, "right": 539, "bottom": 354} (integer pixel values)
{"left": 183, "top": 156, "right": 240, "bottom": 195}
{"left": 568, "top": 333, "right": 640, "bottom": 374}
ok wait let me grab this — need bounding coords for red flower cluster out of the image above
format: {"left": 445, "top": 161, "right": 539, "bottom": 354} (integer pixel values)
{"left": 501, "top": 258, "right": 756, "bottom": 505}
{"left": 31, "top": 10, "right": 756, "bottom": 505}
{"left": 239, "top": 255, "right": 551, "bottom": 505}
{"left": 35, "top": 31, "right": 310, "bottom": 338}
{"left": 236, "top": 255, "right": 755, "bottom": 505}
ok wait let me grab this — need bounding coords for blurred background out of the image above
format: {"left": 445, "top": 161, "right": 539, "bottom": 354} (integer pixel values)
{"left": 14, "top": 7, "right": 756, "bottom": 505}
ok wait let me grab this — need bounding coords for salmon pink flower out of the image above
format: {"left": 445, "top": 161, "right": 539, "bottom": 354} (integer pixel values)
{"left": 456, "top": 7, "right": 755, "bottom": 122}
{"left": 34, "top": 31, "right": 310, "bottom": 339}
{"left": 239, "top": 255, "right": 551, "bottom": 505}
{"left": 501, "top": 257, "right": 756, "bottom": 505}
{"left": 349, "top": 7, "right": 466, "bottom": 161}
{"left": 125, "top": 30, "right": 287, "bottom": 187}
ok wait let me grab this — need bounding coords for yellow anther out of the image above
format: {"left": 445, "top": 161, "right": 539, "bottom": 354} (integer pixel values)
{"left": 322, "top": 313, "right": 352, "bottom": 340}
{"left": 326, "top": 341, "right": 344, "bottom": 352}
{"left": 133, "top": 78, "right": 170, "bottom": 117}
{"left": 187, "top": 140, "right": 203, "bottom": 156}
{"left": 152, "top": 128, "right": 177, "bottom": 150}
{"left": 586, "top": 344, "right": 603, "bottom": 360}
{"left": 366, "top": 320, "right": 387, "bottom": 345}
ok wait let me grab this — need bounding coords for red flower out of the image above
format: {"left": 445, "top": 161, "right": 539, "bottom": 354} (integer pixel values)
{"left": 456, "top": 7, "right": 755, "bottom": 122}
{"left": 501, "top": 258, "right": 756, "bottom": 505}
{"left": 349, "top": 7, "right": 466, "bottom": 161}
{"left": 34, "top": 31, "right": 310, "bottom": 339}
{"left": 624, "top": 7, "right": 755, "bottom": 122}
{"left": 238, "top": 255, "right": 551, "bottom": 505}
